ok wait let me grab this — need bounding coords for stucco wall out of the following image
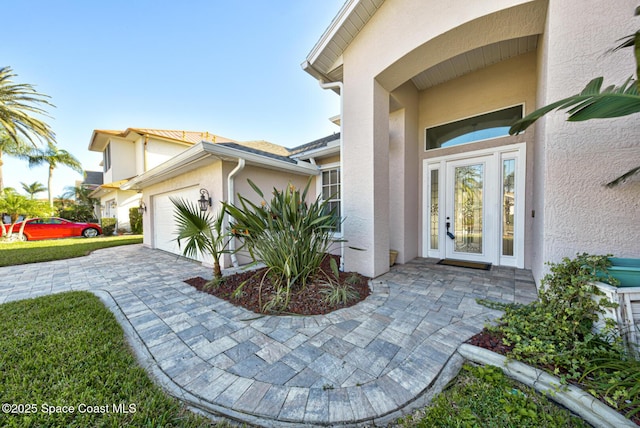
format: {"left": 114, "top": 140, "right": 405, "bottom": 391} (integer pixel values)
{"left": 140, "top": 160, "right": 225, "bottom": 253}
{"left": 339, "top": 0, "right": 547, "bottom": 277}
{"left": 146, "top": 138, "right": 191, "bottom": 171}
{"left": 108, "top": 138, "right": 136, "bottom": 182}
{"left": 533, "top": 0, "right": 640, "bottom": 282}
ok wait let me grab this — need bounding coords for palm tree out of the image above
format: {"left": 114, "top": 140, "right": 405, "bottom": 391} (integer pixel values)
{"left": 171, "top": 199, "right": 230, "bottom": 280}
{"left": 509, "top": 7, "right": 640, "bottom": 187}
{"left": 0, "top": 67, "right": 56, "bottom": 191}
{"left": 0, "top": 66, "right": 55, "bottom": 146}
{"left": 21, "top": 181, "right": 46, "bottom": 199}
{"left": 0, "top": 131, "right": 27, "bottom": 191}
{"left": 24, "top": 143, "right": 83, "bottom": 208}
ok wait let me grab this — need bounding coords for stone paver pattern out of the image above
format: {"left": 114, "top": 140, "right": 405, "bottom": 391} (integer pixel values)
{"left": 0, "top": 244, "right": 538, "bottom": 426}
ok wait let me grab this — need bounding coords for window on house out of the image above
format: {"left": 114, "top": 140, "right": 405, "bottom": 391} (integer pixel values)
{"left": 425, "top": 105, "right": 523, "bottom": 150}
{"left": 321, "top": 167, "right": 341, "bottom": 233}
{"left": 103, "top": 143, "right": 111, "bottom": 172}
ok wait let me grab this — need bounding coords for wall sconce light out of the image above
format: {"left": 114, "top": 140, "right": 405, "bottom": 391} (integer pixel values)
{"left": 198, "top": 189, "right": 212, "bottom": 212}
{"left": 138, "top": 201, "right": 147, "bottom": 215}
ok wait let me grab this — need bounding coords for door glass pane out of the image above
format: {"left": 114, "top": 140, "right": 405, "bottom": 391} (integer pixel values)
{"left": 454, "top": 164, "right": 483, "bottom": 254}
{"left": 502, "top": 159, "right": 515, "bottom": 256}
{"left": 430, "top": 169, "right": 439, "bottom": 250}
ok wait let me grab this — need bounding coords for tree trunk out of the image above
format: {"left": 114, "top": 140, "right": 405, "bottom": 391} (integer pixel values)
{"left": 213, "top": 258, "right": 222, "bottom": 279}
{"left": 48, "top": 164, "right": 54, "bottom": 209}
{"left": 0, "top": 150, "right": 4, "bottom": 192}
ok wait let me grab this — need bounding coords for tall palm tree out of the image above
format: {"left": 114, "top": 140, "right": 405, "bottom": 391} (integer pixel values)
{"left": 0, "top": 66, "right": 55, "bottom": 146}
{"left": 509, "top": 7, "right": 640, "bottom": 187}
{"left": 21, "top": 181, "right": 46, "bottom": 199}
{"left": 24, "top": 144, "right": 83, "bottom": 208}
{"left": 0, "top": 67, "right": 55, "bottom": 191}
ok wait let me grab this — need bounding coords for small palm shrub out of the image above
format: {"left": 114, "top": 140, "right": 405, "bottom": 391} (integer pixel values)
{"left": 171, "top": 199, "right": 231, "bottom": 280}
{"left": 224, "top": 179, "right": 341, "bottom": 311}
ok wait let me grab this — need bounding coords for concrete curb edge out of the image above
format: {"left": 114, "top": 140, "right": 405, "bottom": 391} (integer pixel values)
{"left": 457, "top": 343, "right": 635, "bottom": 428}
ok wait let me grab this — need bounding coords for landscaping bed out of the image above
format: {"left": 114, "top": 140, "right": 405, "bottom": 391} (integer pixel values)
{"left": 185, "top": 255, "right": 370, "bottom": 315}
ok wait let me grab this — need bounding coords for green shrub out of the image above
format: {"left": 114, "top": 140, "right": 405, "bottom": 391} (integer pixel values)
{"left": 486, "top": 254, "right": 621, "bottom": 381}
{"left": 402, "top": 363, "right": 589, "bottom": 427}
{"left": 129, "top": 207, "right": 143, "bottom": 234}
{"left": 580, "top": 353, "right": 640, "bottom": 419}
{"left": 101, "top": 217, "right": 116, "bottom": 236}
{"left": 224, "top": 179, "right": 341, "bottom": 312}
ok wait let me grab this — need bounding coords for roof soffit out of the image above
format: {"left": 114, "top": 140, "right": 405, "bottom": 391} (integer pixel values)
{"left": 303, "top": 0, "right": 385, "bottom": 81}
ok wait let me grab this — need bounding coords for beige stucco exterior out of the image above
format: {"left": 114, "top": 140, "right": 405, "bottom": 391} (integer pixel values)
{"left": 138, "top": 159, "right": 316, "bottom": 269}
{"left": 305, "top": 0, "right": 640, "bottom": 282}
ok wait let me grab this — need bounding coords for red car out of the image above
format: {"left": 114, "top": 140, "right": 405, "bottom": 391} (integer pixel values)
{"left": 3, "top": 218, "right": 103, "bottom": 241}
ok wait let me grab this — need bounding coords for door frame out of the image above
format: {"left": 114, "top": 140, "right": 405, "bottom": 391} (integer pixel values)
{"left": 422, "top": 143, "right": 526, "bottom": 268}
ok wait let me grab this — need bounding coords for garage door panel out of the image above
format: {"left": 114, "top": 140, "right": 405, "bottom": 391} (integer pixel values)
{"left": 153, "top": 187, "right": 205, "bottom": 262}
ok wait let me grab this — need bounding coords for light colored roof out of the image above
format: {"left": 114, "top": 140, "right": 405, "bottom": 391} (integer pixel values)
{"left": 235, "top": 140, "right": 291, "bottom": 157}
{"left": 88, "top": 128, "right": 292, "bottom": 158}
{"left": 99, "top": 179, "right": 130, "bottom": 189}
{"left": 122, "top": 142, "right": 319, "bottom": 191}
{"left": 88, "top": 128, "right": 237, "bottom": 152}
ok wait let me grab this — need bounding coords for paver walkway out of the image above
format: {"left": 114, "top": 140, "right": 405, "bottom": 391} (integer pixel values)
{"left": 0, "top": 244, "right": 538, "bottom": 426}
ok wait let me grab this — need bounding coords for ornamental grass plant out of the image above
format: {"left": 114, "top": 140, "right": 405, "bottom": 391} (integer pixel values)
{"left": 224, "top": 179, "right": 341, "bottom": 312}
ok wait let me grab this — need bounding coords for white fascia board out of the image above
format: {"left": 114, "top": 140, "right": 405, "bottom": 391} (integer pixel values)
{"left": 200, "top": 142, "right": 320, "bottom": 175}
{"left": 303, "top": 0, "right": 360, "bottom": 71}
{"left": 291, "top": 141, "right": 341, "bottom": 161}
{"left": 122, "top": 142, "right": 319, "bottom": 191}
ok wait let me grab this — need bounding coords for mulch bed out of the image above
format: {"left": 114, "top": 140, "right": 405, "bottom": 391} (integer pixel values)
{"left": 184, "top": 254, "right": 370, "bottom": 316}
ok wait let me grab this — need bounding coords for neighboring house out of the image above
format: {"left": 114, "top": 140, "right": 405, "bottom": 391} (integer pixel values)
{"left": 78, "top": 170, "right": 104, "bottom": 220}
{"left": 301, "top": 0, "right": 640, "bottom": 283}
{"left": 120, "top": 132, "right": 341, "bottom": 268}
{"left": 88, "top": 128, "right": 236, "bottom": 232}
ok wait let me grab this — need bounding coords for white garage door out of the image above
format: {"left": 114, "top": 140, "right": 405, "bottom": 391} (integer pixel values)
{"left": 153, "top": 187, "right": 204, "bottom": 261}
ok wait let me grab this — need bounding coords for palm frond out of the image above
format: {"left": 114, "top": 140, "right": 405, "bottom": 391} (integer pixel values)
{"left": 606, "top": 165, "right": 640, "bottom": 188}
{"left": 171, "top": 197, "right": 215, "bottom": 259}
{"left": 0, "top": 66, "right": 56, "bottom": 146}
{"left": 510, "top": 77, "right": 640, "bottom": 134}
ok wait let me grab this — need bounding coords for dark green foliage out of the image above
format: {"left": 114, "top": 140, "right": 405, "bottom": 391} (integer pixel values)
{"left": 101, "top": 217, "right": 116, "bottom": 236}
{"left": 57, "top": 203, "right": 96, "bottom": 222}
{"left": 486, "top": 254, "right": 621, "bottom": 380}
{"left": 580, "top": 352, "right": 640, "bottom": 419}
{"left": 224, "top": 179, "right": 341, "bottom": 312}
{"left": 129, "top": 207, "right": 143, "bottom": 234}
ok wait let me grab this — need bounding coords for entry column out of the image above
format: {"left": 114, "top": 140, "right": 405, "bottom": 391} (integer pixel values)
{"left": 342, "top": 78, "right": 390, "bottom": 278}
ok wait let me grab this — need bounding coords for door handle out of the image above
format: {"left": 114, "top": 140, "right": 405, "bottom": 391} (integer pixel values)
{"left": 446, "top": 217, "right": 455, "bottom": 240}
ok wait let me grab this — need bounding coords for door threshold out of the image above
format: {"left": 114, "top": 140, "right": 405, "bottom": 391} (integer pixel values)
{"left": 437, "top": 259, "right": 492, "bottom": 271}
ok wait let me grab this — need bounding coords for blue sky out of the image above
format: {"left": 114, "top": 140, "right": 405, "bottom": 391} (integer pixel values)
{"left": 3, "top": 0, "right": 344, "bottom": 197}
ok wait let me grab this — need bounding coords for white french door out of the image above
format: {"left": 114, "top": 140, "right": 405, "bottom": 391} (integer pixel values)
{"left": 423, "top": 144, "right": 525, "bottom": 267}
{"left": 445, "top": 156, "right": 496, "bottom": 263}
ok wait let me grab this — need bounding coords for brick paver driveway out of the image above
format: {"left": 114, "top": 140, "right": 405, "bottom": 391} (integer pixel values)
{"left": 0, "top": 244, "right": 538, "bottom": 426}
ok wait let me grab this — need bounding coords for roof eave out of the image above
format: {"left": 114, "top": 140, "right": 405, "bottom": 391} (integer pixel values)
{"left": 291, "top": 142, "right": 341, "bottom": 161}
{"left": 304, "top": 0, "right": 360, "bottom": 71}
{"left": 122, "top": 142, "right": 319, "bottom": 191}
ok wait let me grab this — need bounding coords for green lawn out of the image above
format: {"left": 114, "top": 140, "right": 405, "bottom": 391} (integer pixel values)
{"left": 396, "top": 364, "right": 589, "bottom": 427}
{"left": 0, "top": 235, "right": 143, "bottom": 267}
{"left": 0, "top": 291, "right": 229, "bottom": 428}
